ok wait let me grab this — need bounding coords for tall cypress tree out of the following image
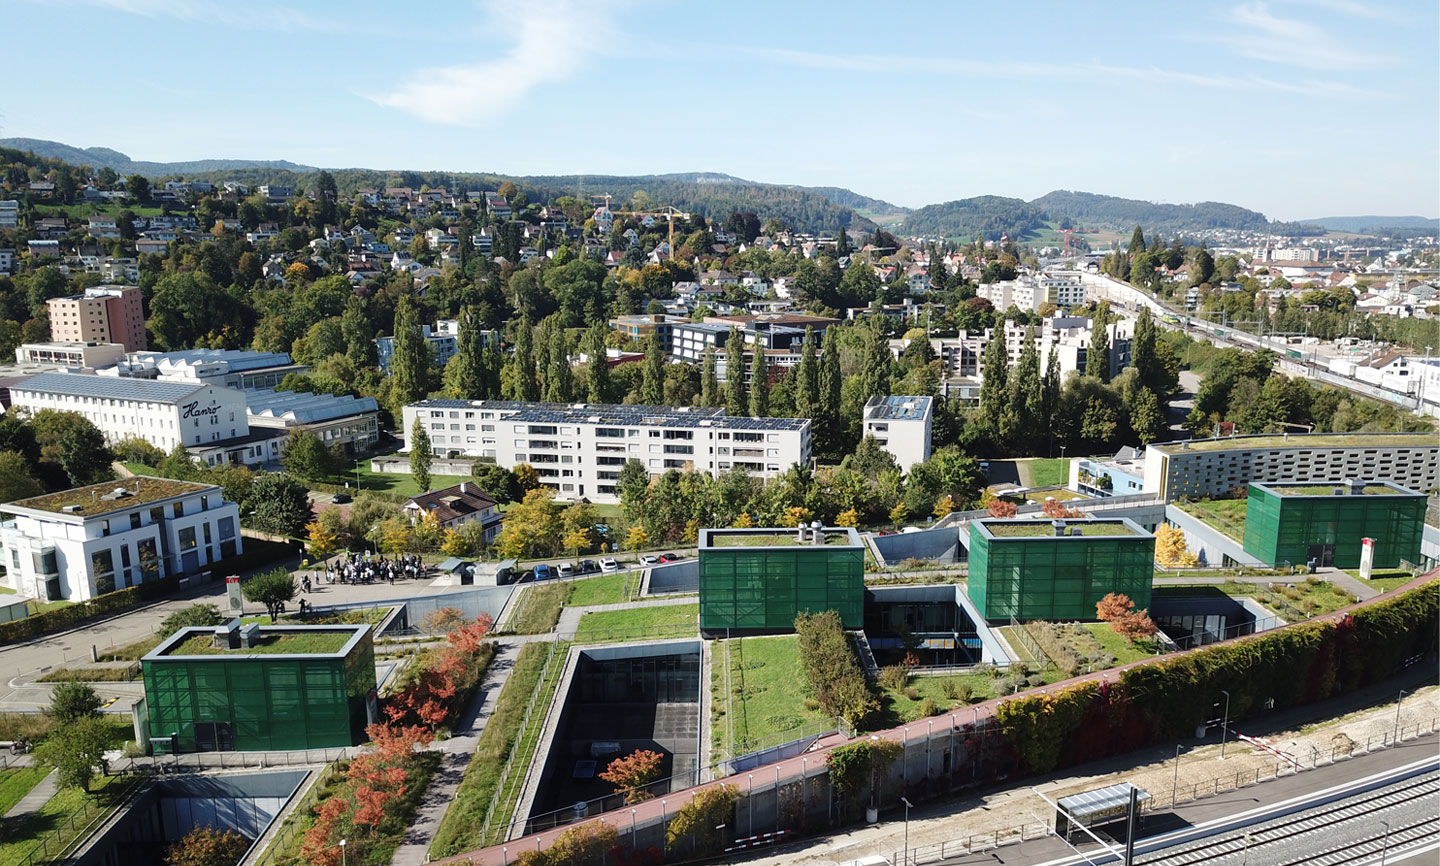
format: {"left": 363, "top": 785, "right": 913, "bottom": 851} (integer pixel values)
{"left": 512, "top": 315, "right": 540, "bottom": 401}
{"left": 482, "top": 339, "right": 503, "bottom": 398}
{"left": 1041, "top": 346, "right": 1061, "bottom": 434}
{"left": 1086, "top": 323, "right": 1112, "bottom": 382}
{"left": 794, "top": 327, "right": 819, "bottom": 420}
{"left": 978, "top": 330, "right": 1009, "bottom": 423}
{"left": 341, "top": 296, "right": 377, "bottom": 369}
{"left": 545, "top": 328, "right": 574, "bottom": 403}
{"left": 1129, "top": 225, "right": 1146, "bottom": 259}
{"left": 725, "top": 328, "right": 746, "bottom": 416}
{"left": 836, "top": 224, "right": 850, "bottom": 256}
{"left": 443, "top": 305, "right": 486, "bottom": 399}
{"left": 862, "top": 320, "right": 891, "bottom": 399}
{"left": 748, "top": 340, "right": 770, "bottom": 417}
{"left": 389, "top": 296, "right": 431, "bottom": 410}
{"left": 817, "top": 326, "right": 842, "bottom": 454}
{"left": 930, "top": 245, "right": 947, "bottom": 292}
{"left": 1131, "top": 307, "right": 1157, "bottom": 390}
{"left": 700, "top": 347, "right": 718, "bottom": 408}
{"left": 641, "top": 331, "right": 664, "bottom": 405}
{"left": 1011, "top": 326, "right": 1042, "bottom": 450}
{"left": 584, "top": 320, "right": 611, "bottom": 403}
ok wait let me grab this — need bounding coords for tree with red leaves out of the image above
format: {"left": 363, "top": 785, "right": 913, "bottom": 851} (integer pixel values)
{"left": 1113, "top": 611, "right": 1158, "bottom": 643}
{"left": 1095, "top": 592, "right": 1135, "bottom": 622}
{"left": 987, "top": 499, "right": 1017, "bottom": 519}
{"left": 1041, "top": 499, "right": 1083, "bottom": 519}
{"left": 599, "top": 749, "right": 664, "bottom": 804}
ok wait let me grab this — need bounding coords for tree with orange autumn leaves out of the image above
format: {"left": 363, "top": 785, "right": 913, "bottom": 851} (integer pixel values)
{"left": 300, "top": 615, "right": 494, "bottom": 866}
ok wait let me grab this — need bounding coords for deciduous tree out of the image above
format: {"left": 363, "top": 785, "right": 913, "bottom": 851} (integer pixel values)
{"left": 598, "top": 749, "right": 664, "bottom": 804}
{"left": 243, "top": 568, "right": 297, "bottom": 622}
{"left": 410, "top": 420, "right": 433, "bottom": 493}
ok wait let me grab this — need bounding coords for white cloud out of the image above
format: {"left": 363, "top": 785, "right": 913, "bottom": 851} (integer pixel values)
{"left": 1219, "top": 1, "right": 1389, "bottom": 69}
{"left": 371, "top": 1, "right": 624, "bottom": 126}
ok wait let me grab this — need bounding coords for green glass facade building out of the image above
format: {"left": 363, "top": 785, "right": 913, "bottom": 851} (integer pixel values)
{"left": 968, "top": 518, "right": 1155, "bottom": 621}
{"left": 142, "top": 624, "right": 377, "bottom": 753}
{"left": 1241, "top": 481, "right": 1425, "bottom": 569}
{"left": 697, "top": 527, "right": 864, "bottom": 633}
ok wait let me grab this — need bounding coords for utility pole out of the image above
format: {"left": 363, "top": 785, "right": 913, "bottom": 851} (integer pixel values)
{"left": 1218, "top": 690, "right": 1231, "bottom": 758}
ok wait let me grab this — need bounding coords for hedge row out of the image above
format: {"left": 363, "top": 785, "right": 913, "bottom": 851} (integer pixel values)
{"left": 995, "top": 580, "right": 1439, "bottom": 774}
{"left": 794, "top": 610, "right": 877, "bottom": 727}
{"left": 0, "top": 538, "right": 295, "bottom": 645}
{"left": 309, "top": 479, "right": 408, "bottom": 505}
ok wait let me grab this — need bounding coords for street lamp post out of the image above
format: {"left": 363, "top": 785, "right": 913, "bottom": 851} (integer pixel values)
{"left": 631, "top": 808, "right": 637, "bottom": 849}
{"left": 1393, "top": 690, "right": 1406, "bottom": 743}
{"left": 901, "top": 797, "right": 913, "bottom": 866}
{"left": 1172, "top": 744, "right": 1181, "bottom": 808}
{"left": 338, "top": 839, "right": 346, "bottom": 866}
{"left": 747, "top": 773, "right": 754, "bottom": 835}
{"left": 1218, "top": 690, "right": 1231, "bottom": 758}
{"left": 1380, "top": 820, "right": 1391, "bottom": 865}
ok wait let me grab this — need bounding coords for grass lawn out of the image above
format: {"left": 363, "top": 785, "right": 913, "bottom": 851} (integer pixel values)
{"left": 99, "top": 635, "right": 161, "bottom": 661}
{"left": 505, "top": 583, "right": 569, "bottom": 635}
{"left": 986, "top": 522, "right": 1135, "bottom": 537}
{"left": 718, "top": 636, "right": 833, "bottom": 756}
{"left": 995, "top": 625, "right": 1042, "bottom": 664}
{"left": 430, "top": 642, "right": 552, "bottom": 859}
{"left": 0, "top": 586, "right": 14, "bottom": 596}
{"left": 0, "top": 774, "right": 124, "bottom": 866}
{"left": 347, "top": 459, "right": 469, "bottom": 498}
{"left": 38, "top": 665, "right": 140, "bottom": 683}
{"left": 169, "top": 632, "right": 350, "bottom": 655}
{"left": 876, "top": 672, "right": 1004, "bottom": 725}
{"left": 26, "top": 599, "right": 72, "bottom": 615}
{"left": 567, "top": 574, "right": 628, "bottom": 607}
{"left": 572, "top": 603, "right": 699, "bottom": 643}
{"left": 1346, "top": 569, "right": 1416, "bottom": 593}
{"left": 0, "top": 768, "right": 49, "bottom": 817}
{"left": 1179, "top": 499, "right": 1248, "bottom": 541}
{"left": 1081, "top": 623, "right": 1160, "bottom": 665}
{"left": 1153, "top": 432, "right": 1433, "bottom": 453}
{"left": 1027, "top": 458, "right": 1071, "bottom": 488}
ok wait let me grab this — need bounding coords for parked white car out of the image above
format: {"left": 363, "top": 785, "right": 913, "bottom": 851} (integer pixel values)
{"left": 599, "top": 557, "right": 620, "bottom": 573}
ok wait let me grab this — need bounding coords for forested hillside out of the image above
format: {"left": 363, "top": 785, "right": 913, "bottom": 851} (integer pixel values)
{"left": 900, "top": 195, "right": 1048, "bottom": 240}
{"left": 0, "top": 138, "right": 316, "bottom": 176}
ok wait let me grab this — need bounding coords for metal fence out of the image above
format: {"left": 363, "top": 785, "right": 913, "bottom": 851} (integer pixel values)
{"left": 110, "top": 746, "right": 357, "bottom": 776}
{"left": 14, "top": 776, "right": 146, "bottom": 866}
{"left": 249, "top": 760, "right": 346, "bottom": 866}
{"left": 892, "top": 713, "right": 1440, "bottom": 866}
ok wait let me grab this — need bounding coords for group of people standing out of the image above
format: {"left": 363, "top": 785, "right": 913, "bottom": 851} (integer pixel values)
{"left": 316, "top": 552, "right": 428, "bottom": 588}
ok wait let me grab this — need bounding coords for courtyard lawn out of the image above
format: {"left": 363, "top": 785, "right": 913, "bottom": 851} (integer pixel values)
{"left": 1027, "top": 458, "right": 1071, "bottom": 488}
{"left": 718, "top": 636, "right": 833, "bottom": 757}
{"left": 567, "top": 574, "right": 628, "bottom": 607}
{"left": 505, "top": 583, "right": 569, "bottom": 635}
{"left": 876, "top": 672, "right": 1008, "bottom": 725}
{"left": 1081, "top": 623, "right": 1160, "bottom": 666}
{"left": 572, "top": 603, "right": 698, "bottom": 643}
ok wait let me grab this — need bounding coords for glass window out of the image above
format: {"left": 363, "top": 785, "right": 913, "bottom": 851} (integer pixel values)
{"left": 178, "top": 527, "right": 197, "bottom": 550}
{"left": 172, "top": 502, "right": 184, "bottom": 518}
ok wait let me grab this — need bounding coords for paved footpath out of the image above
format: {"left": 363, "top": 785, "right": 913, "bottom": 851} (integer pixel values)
{"left": 4, "top": 769, "right": 57, "bottom": 820}
{"left": 389, "top": 638, "right": 534, "bottom": 866}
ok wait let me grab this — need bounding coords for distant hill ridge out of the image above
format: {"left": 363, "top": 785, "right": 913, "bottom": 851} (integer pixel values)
{"left": 6, "top": 137, "right": 1417, "bottom": 238}
{"left": 1302, "top": 215, "right": 1439, "bottom": 232}
{"left": 0, "top": 137, "right": 317, "bottom": 175}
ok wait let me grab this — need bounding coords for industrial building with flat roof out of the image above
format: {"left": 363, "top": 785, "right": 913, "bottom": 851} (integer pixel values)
{"left": 697, "top": 525, "right": 864, "bottom": 634}
{"left": 401, "top": 399, "right": 811, "bottom": 503}
{"left": 1241, "top": 479, "right": 1425, "bottom": 569}
{"left": 967, "top": 517, "right": 1155, "bottom": 621}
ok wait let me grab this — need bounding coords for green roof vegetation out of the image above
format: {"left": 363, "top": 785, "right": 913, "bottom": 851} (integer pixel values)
{"left": 165, "top": 631, "right": 353, "bottom": 656}
{"left": 708, "top": 531, "right": 855, "bottom": 547}
{"left": 1270, "top": 484, "right": 1408, "bottom": 496}
{"left": 8, "top": 477, "right": 212, "bottom": 516}
{"left": 1153, "top": 432, "right": 1434, "bottom": 454}
{"left": 985, "top": 521, "right": 1137, "bottom": 537}
{"left": 1176, "top": 499, "right": 1247, "bottom": 541}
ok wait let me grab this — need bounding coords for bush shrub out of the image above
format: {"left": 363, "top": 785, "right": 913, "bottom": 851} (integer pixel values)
{"left": 879, "top": 664, "right": 910, "bottom": 691}
{"left": 794, "top": 611, "right": 877, "bottom": 727}
{"left": 903, "top": 686, "right": 920, "bottom": 701}
{"left": 918, "top": 698, "right": 938, "bottom": 717}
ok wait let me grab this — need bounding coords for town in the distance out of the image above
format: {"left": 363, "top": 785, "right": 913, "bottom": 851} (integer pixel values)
{"left": 0, "top": 142, "right": 1434, "bottom": 866}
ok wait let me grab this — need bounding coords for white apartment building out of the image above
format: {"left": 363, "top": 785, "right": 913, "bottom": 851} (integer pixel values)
{"left": 0, "top": 249, "right": 13, "bottom": 274}
{"left": 10, "top": 372, "right": 249, "bottom": 452}
{"left": 400, "top": 400, "right": 811, "bottom": 503}
{"left": 862, "top": 395, "right": 933, "bottom": 472}
{"left": 0, "top": 201, "right": 17, "bottom": 229}
{"left": 376, "top": 324, "right": 459, "bottom": 371}
{"left": 899, "top": 316, "right": 1131, "bottom": 381}
{"left": 0, "top": 477, "right": 241, "bottom": 602}
{"left": 976, "top": 275, "right": 1086, "bottom": 312}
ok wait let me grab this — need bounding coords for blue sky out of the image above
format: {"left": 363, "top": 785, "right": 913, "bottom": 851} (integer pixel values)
{"left": 6, "top": 0, "right": 1437, "bottom": 221}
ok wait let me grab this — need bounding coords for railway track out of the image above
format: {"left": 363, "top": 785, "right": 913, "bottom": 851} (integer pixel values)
{"left": 1137, "top": 772, "right": 1439, "bottom": 866}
